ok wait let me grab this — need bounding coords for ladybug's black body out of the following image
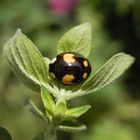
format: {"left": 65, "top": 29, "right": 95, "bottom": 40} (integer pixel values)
{"left": 49, "top": 52, "right": 91, "bottom": 85}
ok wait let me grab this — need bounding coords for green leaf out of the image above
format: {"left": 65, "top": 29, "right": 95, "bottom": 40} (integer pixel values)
{"left": 3, "top": 29, "right": 49, "bottom": 91}
{"left": 41, "top": 85, "right": 55, "bottom": 116}
{"left": 81, "top": 53, "right": 135, "bottom": 94}
{"left": 57, "top": 23, "right": 92, "bottom": 57}
{"left": 65, "top": 105, "right": 91, "bottom": 120}
{"left": 0, "top": 127, "right": 12, "bottom": 140}
{"left": 55, "top": 98, "right": 67, "bottom": 117}
{"left": 58, "top": 123, "right": 87, "bottom": 133}
{"left": 43, "top": 57, "right": 51, "bottom": 67}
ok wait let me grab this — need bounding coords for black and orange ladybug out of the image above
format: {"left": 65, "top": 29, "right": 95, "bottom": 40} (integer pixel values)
{"left": 49, "top": 52, "right": 91, "bottom": 85}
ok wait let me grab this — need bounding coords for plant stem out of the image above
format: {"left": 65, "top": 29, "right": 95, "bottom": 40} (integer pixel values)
{"left": 45, "top": 124, "right": 57, "bottom": 140}
{"left": 42, "top": 93, "right": 67, "bottom": 140}
{"left": 46, "top": 132, "right": 57, "bottom": 140}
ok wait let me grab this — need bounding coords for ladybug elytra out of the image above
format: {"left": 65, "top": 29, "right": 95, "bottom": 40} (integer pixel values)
{"left": 49, "top": 52, "right": 91, "bottom": 85}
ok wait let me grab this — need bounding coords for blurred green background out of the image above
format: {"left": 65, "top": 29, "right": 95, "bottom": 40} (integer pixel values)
{"left": 0, "top": 0, "right": 140, "bottom": 140}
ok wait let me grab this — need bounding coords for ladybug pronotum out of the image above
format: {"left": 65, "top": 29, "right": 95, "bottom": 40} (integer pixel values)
{"left": 49, "top": 52, "right": 91, "bottom": 85}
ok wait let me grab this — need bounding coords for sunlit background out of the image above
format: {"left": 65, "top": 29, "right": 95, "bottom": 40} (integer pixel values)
{"left": 0, "top": 0, "right": 140, "bottom": 140}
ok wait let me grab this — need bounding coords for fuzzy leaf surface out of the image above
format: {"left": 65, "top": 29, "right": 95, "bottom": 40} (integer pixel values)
{"left": 41, "top": 85, "right": 55, "bottom": 116}
{"left": 57, "top": 23, "right": 92, "bottom": 57}
{"left": 81, "top": 53, "right": 135, "bottom": 94}
{"left": 65, "top": 105, "right": 91, "bottom": 120}
{"left": 3, "top": 29, "right": 49, "bottom": 90}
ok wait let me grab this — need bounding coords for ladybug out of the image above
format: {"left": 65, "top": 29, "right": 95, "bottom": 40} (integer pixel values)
{"left": 49, "top": 52, "right": 91, "bottom": 85}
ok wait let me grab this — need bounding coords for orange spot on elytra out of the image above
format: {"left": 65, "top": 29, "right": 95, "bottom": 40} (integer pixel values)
{"left": 83, "top": 72, "right": 88, "bottom": 79}
{"left": 83, "top": 60, "right": 88, "bottom": 67}
{"left": 62, "top": 74, "right": 75, "bottom": 84}
{"left": 63, "top": 54, "right": 75, "bottom": 63}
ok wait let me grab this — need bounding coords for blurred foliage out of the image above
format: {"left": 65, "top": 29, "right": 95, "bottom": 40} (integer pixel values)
{"left": 0, "top": 0, "right": 140, "bottom": 140}
{"left": 73, "top": 119, "right": 137, "bottom": 140}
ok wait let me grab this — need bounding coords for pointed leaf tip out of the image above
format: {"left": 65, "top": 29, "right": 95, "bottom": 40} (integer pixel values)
{"left": 81, "top": 53, "right": 135, "bottom": 94}
{"left": 16, "top": 28, "right": 22, "bottom": 33}
{"left": 14, "top": 29, "right": 22, "bottom": 38}
{"left": 3, "top": 29, "right": 49, "bottom": 91}
{"left": 57, "top": 23, "right": 92, "bottom": 57}
{"left": 65, "top": 105, "right": 91, "bottom": 120}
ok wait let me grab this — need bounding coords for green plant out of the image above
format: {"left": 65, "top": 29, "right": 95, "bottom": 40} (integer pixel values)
{"left": 3, "top": 23, "right": 134, "bottom": 140}
{"left": 0, "top": 127, "right": 12, "bottom": 140}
